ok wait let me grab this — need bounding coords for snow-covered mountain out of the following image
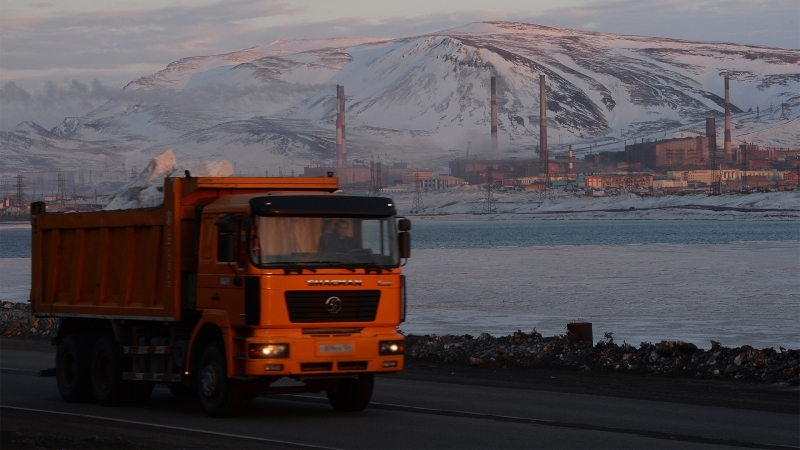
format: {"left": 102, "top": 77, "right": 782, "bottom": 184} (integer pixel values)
{"left": 2, "top": 22, "right": 798, "bottom": 179}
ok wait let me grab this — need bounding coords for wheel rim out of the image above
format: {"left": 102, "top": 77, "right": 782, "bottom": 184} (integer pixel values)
{"left": 200, "top": 365, "right": 218, "bottom": 397}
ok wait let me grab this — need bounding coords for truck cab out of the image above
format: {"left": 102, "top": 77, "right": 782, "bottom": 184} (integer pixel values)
{"left": 191, "top": 193, "right": 409, "bottom": 414}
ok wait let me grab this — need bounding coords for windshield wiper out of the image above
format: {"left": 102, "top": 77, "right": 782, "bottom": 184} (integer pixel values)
{"left": 264, "top": 262, "right": 317, "bottom": 275}
{"left": 305, "top": 261, "right": 357, "bottom": 272}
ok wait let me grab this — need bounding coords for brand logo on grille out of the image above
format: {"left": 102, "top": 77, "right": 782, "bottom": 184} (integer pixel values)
{"left": 307, "top": 279, "right": 362, "bottom": 287}
{"left": 325, "top": 296, "right": 343, "bottom": 314}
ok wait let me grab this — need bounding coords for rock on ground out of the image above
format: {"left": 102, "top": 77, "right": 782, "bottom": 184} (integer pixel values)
{"left": 0, "top": 302, "right": 58, "bottom": 338}
{"left": 404, "top": 330, "right": 800, "bottom": 385}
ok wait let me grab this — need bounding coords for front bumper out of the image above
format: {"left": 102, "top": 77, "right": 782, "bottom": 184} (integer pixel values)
{"left": 241, "top": 330, "right": 404, "bottom": 376}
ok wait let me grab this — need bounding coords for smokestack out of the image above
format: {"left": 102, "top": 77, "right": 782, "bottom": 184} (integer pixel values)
{"left": 705, "top": 117, "right": 716, "bottom": 162}
{"left": 568, "top": 144, "right": 573, "bottom": 176}
{"left": 491, "top": 77, "right": 498, "bottom": 154}
{"left": 336, "top": 85, "right": 347, "bottom": 167}
{"left": 724, "top": 75, "right": 732, "bottom": 162}
{"left": 539, "top": 74, "right": 548, "bottom": 176}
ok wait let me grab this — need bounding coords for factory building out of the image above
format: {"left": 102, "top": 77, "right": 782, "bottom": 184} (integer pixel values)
{"left": 625, "top": 136, "right": 710, "bottom": 169}
{"left": 584, "top": 173, "right": 654, "bottom": 188}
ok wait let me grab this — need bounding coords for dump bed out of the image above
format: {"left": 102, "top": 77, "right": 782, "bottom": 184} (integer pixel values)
{"left": 30, "top": 176, "right": 338, "bottom": 320}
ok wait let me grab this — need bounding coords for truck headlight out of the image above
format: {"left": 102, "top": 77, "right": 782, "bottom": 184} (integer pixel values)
{"left": 248, "top": 344, "right": 289, "bottom": 359}
{"left": 379, "top": 340, "right": 404, "bottom": 355}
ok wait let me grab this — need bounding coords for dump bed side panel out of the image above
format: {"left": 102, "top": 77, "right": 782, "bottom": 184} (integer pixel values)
{"left": 31, "top": 181, "right": 181, "bottom": 320}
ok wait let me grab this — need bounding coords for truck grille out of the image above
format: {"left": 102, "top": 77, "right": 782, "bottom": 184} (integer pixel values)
{"left": 301, "top": 362, "right": 333, "bottom": 372}
{"left": 337, "top": 361, "right": 368, "bottom": 371}
{"left": 285, "top": 290, "right": 380, "bottom": 323}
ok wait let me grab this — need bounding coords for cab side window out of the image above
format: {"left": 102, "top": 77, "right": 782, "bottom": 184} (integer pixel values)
{"left": 216, "top": 215, "right": 237, "bottom": 263}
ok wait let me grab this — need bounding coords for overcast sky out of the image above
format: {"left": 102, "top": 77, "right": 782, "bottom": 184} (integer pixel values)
{"left": 1, "top": 0, "right": 797, "bottom": 130}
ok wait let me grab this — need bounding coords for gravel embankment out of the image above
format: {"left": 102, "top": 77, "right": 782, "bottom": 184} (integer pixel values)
{"left": 405, "top": 330, "right": 800, "bottom": 385}
{"left": 4, "top": 301, "right": 797, "bottom": 385}
{"left": 0, "top": 302, "right": 57, "bottom": 338}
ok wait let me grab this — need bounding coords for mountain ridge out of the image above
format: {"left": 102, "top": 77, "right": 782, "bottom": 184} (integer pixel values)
{"left": 2, "top": 21, "right": 798, "bottom": 180}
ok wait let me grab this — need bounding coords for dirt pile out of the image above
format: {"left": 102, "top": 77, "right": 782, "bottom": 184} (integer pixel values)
{"left": 405, "top": 330, "right": 800, "bottom": 385}
{"left": 0, "top": 302, "right": 58, "bottom": 338}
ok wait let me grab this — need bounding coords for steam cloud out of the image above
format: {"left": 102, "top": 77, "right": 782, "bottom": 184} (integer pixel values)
{"left": 0, "top": 79, "right": 117, "bottom": 131}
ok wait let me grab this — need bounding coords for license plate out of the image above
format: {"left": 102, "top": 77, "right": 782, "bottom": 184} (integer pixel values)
{"left": 319, "top": 344, "right": 353, "bottom": 354}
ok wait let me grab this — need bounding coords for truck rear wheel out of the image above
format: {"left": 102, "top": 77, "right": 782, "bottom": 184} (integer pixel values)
{"left": 91, "top": 335, "right": 132, "bottom": 406}
{"left": 56, "top": 335, "right": 93, "bottom": 403}
{"left": 326, "top": 373, "right": 374, "bottom": 412}
{"left": 197, "top": 341, "right": 243, "bottom": 417}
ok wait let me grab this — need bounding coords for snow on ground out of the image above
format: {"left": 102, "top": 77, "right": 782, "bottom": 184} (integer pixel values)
{"left": 384, "top": 187, "right": 800, "bottom": 220}
{"left": 402, "top": 242, "right": 800, "bottom": 349}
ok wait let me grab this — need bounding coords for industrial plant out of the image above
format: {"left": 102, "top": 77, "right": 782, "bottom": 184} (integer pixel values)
{"left": 2, "top": 74, "right": 798, "bottom": 217}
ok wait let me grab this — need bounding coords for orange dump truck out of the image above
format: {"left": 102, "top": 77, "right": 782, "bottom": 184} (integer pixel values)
{"left": 30, "top": 176, "right": 410, "bottom": 416}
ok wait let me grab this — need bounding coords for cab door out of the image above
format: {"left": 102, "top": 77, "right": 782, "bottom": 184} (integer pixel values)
{"left": 197, "top": 214, "right": 247, "bottom": 326}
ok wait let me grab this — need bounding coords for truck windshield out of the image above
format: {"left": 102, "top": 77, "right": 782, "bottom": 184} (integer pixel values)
{"left": 251, "top": 216, "right": 399, "bottom": 268}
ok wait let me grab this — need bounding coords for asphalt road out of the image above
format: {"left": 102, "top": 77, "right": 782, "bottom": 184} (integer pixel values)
{"left": 1, "top": 346, "right": 798, "bottom": 449}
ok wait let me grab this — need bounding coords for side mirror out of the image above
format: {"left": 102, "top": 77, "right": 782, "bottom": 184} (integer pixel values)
{"left": 215, "top": 215, "right": 236, "bottom": 234}
{"left": 398, "top": 218, "right": 411, "bottom": 231}
{"left": 398, "top": 232, "right": 410, "bottom": 259}
{"left": 240, "top": 217, "right": 252, "bottom": 231}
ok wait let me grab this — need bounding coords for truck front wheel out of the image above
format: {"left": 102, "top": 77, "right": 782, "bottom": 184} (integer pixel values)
{"left": 56, "top": 335, "right": 93, "bottom": 403}
{"left": 91, "top": 335, "right": 132, "bottom": 406}
{"left": 197, "top": 341, "right": 243, "bottom": 417}
{"left": 326, "top": 373, "right": 374, "bottom": 412}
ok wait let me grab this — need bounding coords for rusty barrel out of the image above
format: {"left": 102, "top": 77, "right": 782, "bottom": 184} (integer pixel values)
{"left": 567, "top": 322, "right": 593, "bottom": 345}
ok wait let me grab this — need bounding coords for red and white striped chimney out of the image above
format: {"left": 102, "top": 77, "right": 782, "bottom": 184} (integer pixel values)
{"left": 568, "top": 144, "right": 573, "bottom": 176}
{"left": 491, "top": 76, "right": 498, "bottom": 154}
{"left": 724, "top": 75, "right": 732, "bottom": 162}
{"left": 336, "top": 85, "right": 347, "bottom": 167}
{"left": 539, "top": 74, "right": 548, "bottom": 175}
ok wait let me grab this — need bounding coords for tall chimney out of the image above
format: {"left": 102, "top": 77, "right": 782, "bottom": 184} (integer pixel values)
{"left": 705, "top": 117, "right": 716, "bottom": 163}
{"left": 491, "top": 77, "right": 498, "bottom": 154}
{"left": 539, "top": 74, "right": 548, "bottom": 176}
{"left": 336, "top": 85, "right": 347, "bottom": 167}
{"left": 568, "top": 144, "right": 573, "bottom": 176}
{"left": 724, "top": 75, "right": 732, "bottom": 162}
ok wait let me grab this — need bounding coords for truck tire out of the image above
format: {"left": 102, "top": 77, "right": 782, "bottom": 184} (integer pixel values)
{"left": 326, "top": 373, "right": 374, "bottom": 412}
{"left": 197, "top": 341, "right": 243, "bottom": 417}
{"left": 91, "top": 335, "right": 132, "bottom": 406}
{"left": 56, "top": 335, "right": 93, "bottom": 403}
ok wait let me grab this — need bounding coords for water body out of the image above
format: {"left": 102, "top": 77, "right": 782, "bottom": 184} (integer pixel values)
{"left": 2, "top": 220, "right": 799, "bottom": 257}
{"left": 2, "top": 221, "right": 798, "bottom": 347}
{"left": 412, "top": 219, "right": 800, "bottom": 249}
{"left": 0, "top": 228, "right": 31, "bottom": 258}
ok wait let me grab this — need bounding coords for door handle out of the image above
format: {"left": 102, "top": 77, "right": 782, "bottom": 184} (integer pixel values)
{"left": 211, "top": 294, "right": 220, "bottom": 301}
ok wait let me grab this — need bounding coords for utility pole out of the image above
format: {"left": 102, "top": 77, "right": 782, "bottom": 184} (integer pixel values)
{"left": 412, "top": 173, "right": 424, "bottom": 213}
{"left": 376, "top": 160, "right": 382, "bottom": 194}
{"left": 15, "top": 175, "right": 24, "bottom": 208}
{"left": 485, "top": 166, "right": 497, "bottom": 214}
{"left": 369, "top": 159, "right": 376, "bottom": 193}
{"left": 56, "top": 170, "right": 67, "bottom": 202}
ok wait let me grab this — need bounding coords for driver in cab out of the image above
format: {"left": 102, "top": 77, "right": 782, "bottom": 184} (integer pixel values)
{"left": 319, "top": 220, "right": 359, "bottom": 254}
